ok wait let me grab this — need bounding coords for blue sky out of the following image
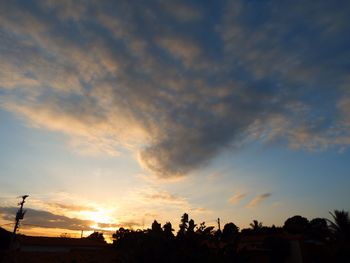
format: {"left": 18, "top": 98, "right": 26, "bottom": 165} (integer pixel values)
{"left": 0, "top": 0, "right": 349, "bottom": 239}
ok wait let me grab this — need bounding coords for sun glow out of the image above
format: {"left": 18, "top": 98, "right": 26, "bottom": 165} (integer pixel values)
{"left": 79, "top": 208, "right": 114, "bottom": 227}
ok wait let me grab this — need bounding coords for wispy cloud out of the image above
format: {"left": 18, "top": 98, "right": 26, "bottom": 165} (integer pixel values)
{"left": 96, "top": 221, "right": 143, "bottom": 230}
{"left": 157, "top": 36, "right": 201, "bottom": 67}
{"left": 189, "top": 207, "right": 210, "bottom": 214}
{"left": 138, "top": 189, "right": 188, "bottom": 207}
{"left": 246, "top": 193, "right": 271, "bottom": 208}
{"left": 228, "top": 193, "right": 246, "bottom": 205}
{"left": 47, "top": 202, "right": 96, "bottom": 213}
{"left": 160, "top": 1, "right": 203, "bottom": 22}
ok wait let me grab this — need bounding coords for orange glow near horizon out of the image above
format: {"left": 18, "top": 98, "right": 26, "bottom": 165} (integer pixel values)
{"left": 17, "top": 226, "right": 115, "bottom": 243}
{"left": 79, "top": 208, "right": 115, "bottom": 226}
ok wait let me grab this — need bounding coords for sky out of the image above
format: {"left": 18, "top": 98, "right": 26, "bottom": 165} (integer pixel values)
{"left": 0, "top": 0, "right": 350, "bottom": 241}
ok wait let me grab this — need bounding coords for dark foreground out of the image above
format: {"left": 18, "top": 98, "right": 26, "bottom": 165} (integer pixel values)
{"left": 1, "top": 211, "right": 350, "bottom": 262}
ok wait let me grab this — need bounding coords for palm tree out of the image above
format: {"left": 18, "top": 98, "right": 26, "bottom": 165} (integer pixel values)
{"left": 163, "top": 222, "right": 174, "bottom": 237}
{"left": 187, "top": 219, "right": 196, "bottom": 234}
{"left": 177, "top": 213, "right": 189, "bottom": 237}
{"left": 250, "top": 220, "right": 263, "bottom": 231}
{"left": 328, "top": 210, "right": 350, "bottom": 241}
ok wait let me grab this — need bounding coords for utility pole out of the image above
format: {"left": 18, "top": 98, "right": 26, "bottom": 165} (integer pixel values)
{"left": 217, "top": 218, "right": 221, "bottom": 231}
{"left": 12, "top": 195, "right": 29, "bottom": 238}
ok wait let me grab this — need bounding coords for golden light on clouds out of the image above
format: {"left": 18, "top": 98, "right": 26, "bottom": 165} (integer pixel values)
{"left": 1, "top": 0, "right": 350, "bottom": 244}
{"left": 78, "top": 209, "right": 115, "bottom": 227}
{"left": 246, "top": 193, "right": 272, "bottom": 208}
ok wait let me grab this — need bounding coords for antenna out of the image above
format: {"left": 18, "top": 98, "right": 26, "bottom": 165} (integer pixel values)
{"left": 12, "top": 195, "right": 29, "bottom": 238}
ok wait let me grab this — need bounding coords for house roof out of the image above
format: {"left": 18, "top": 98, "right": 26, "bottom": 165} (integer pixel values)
{"left": 18, "top": 236, "right": 108, "bottom": 248}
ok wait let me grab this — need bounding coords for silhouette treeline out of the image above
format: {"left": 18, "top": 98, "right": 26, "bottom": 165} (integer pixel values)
{"left": 111, "top": 210, "right": 350, "bottom": 263}
{"left": 1, "top": 210, "right": 349, "bottom": 262}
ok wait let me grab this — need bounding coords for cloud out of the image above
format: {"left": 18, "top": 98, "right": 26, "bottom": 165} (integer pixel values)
{"left": 0, "top": 207, "right": 93, "bottom": 231}
{"left": 1, "top": 1, "right": 350, "bottom": 178}
{"left": 47, "top": 203, "right": 96, "bottom": 213}
{"left": 246, "top": 193, "right": 271, "bottom": 208}
{"left": 41, "top": 0, "right": 87, "bottom": 21}
{"left": 2, "top": 102, "right": 126, "bottom": 156}
{"left": 160, "top": 1, "right": 203, "bottom": 22}
{"left": 157, "top": 36, "right": 201, "bottom": 66}
{"left": 189, "top": 207, "right": 210, "bottom": 214}
{"left": 228, "top": 193, "right": 246, "bottom": 205}
{"left": 96, "top": 221, "right": 143, "bottom": 230}
{"left": 140, "top": 190, "right": 188, "bottom": 206}
{"left": 338, "top": 95, "right": 350, "bottom": 126}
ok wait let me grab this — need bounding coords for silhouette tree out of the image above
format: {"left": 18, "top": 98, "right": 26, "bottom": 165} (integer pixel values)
{"left": 151, "top": 220, "right": 162, "bottom": 234}
{"left": 283, "top": 215, "right": 309, "bottom": 234}
{"left": 177, "top": 213, "right": 189, "bottom": 237}
{"left": 222, "top": 222, "right": 239, "bottom": 242}
{"left": 326, "top": 210, "right": 350, "bottom": 261}
{"left": 108, "top": 212, "right": 350, "bottom": 263}
{"left": 196, "top": 222, "right": 207, "bottom": 233}
{"left": 187, "top": 219, "right": 196, "bottom": 234}
{"left": 250, "top": 220, "right": 263, "bottom": 232}
{"left": 87, "top": 231, "right": 105, "bottom": 243}
{"left": 113, "top": 227, "right": 130, "bottom": 243}
{"left": 328, "top": 210, "right": 350, "bottom": 241}
{"left": 59, "top": 232, "right": 71, "bottom": 238}
{"left": 196, "top": 222, "right": 215, "bottom": 237}
{"left": 309, "top": 218, "right": 329, "bottom": 241}
{"left": 163, "top": 222, "right": 174, "bottom": 237}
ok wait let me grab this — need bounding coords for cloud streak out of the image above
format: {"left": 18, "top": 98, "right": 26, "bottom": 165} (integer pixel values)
{"left": 1, "top": 1, "right": 350, "bottom": 177}
{"left": 246, "top": 193, "right": 271, "bottom": 208}
{"left": 228, "top": 193, "right": 246, "bottom": 205}
{"left": 142, "top": 191, "right": 187, "bottom": 206}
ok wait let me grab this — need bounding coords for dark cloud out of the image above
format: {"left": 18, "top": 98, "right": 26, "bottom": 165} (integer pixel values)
{"left": 0, "top": 1, "right": 349, "bottom": 177}
{"left": 0, "top": 207, "right": 93, "bottom": 231}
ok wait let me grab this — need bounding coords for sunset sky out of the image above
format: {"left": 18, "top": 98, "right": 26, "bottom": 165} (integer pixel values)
{"left": 1, "top": 0, "right": 350, "bottom": 241}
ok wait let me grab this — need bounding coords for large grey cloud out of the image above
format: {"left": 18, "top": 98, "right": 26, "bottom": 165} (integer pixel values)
{"left": 0, "top": 0, "right": 349, "bottom": 177}
{"left": 0, "top": 207, "right": 93, "bottom": 231}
